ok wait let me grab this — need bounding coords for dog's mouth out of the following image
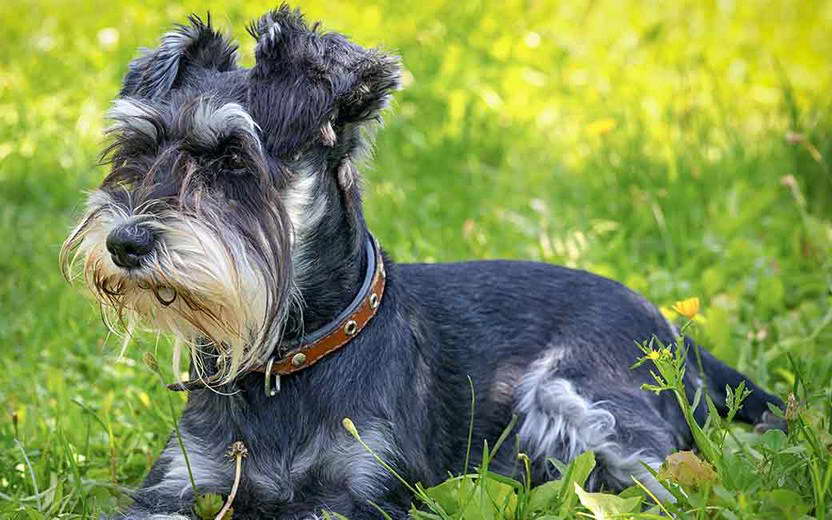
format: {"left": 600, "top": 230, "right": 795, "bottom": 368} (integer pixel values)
{"left": 103, "top": 256, "right": 176, "bottom": 307}
{"left": 90, "top": 254, "right": 193, "bottom": 319}
{"left": 103, "top": 271, "right": 177, "bottom": 307}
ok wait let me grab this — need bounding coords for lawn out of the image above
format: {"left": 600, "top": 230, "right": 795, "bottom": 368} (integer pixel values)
{"left": 0, "top": 0, "right": 830, "bottom": 518}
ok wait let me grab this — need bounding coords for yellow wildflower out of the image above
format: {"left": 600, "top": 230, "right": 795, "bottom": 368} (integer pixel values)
{"left": 672, "top": 297, "right": 700, "bottom": 319}
{"left": 646, "top": 350, "right": 661, "bottom": 361}
{"left": 586, "top": 117, "right": 617, "bottom": 136}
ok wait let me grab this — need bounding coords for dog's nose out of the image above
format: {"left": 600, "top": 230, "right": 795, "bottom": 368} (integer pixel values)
{"left": 106, "top": 224, "right": 155, "bottom": 269}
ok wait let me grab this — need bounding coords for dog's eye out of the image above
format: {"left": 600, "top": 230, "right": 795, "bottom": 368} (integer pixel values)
{"left": 225, "top": 153, "right": 247, "bottom": 174}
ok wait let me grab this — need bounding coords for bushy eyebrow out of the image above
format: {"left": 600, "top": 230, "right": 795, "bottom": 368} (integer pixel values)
{"left": 106, "top": 97, "right": 261, "bottom": 151}
{"left": 106, "top": 98, "right": 164, "bottom": 141}
{"left": 190, "top": 99, "right": 260, "bottom": 149}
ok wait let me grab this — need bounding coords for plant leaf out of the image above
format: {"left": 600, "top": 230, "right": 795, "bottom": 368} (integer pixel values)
{"left": 574, "top": 483, "right": 642, "bottom": 519}
{"left": 558, "top": 451, "right": 597, "bottom": 514}
{"left": 658, "top": 451, "right": 717, "bottom": 488}
{"left": 527, "top": 480, "right": 563, "bottom": 512}
{"left": 194, "top": 493, "right": 225, "bottom": 520}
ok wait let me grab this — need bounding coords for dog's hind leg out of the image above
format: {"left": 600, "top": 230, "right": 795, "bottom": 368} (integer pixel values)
{"left": 515, "top": 351, "right": 679, "bottom": 502}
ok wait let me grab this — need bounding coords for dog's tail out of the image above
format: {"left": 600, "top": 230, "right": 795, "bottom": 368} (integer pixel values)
{"left": 686, "top": 337, "right": 786, "bottom": 431}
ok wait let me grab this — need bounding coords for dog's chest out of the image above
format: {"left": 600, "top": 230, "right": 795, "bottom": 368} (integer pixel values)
{"left": 174, "top": 380, "right": 401, "bottom": 514}
{"left": 249, "top": 423, "right": 395, "bottom": 502}
{"left": 174, "top": 416, "right": 397, "bottom": 516}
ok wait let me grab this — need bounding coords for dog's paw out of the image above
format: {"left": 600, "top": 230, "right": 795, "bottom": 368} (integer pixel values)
{"left": 754, "top": 411, "right": 787, "bottom": 434}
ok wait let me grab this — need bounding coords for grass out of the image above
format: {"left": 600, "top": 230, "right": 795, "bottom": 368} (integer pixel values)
{"left": 0, "top": 0, "right": 830, "bottom": 517}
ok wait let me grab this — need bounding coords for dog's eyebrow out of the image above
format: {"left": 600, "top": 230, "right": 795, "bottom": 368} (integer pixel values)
{"left": 190, "top": 99, "right": 260, "bottom": 149}
{"left": 106, "top": 98, "right": 162, "bottom": 141}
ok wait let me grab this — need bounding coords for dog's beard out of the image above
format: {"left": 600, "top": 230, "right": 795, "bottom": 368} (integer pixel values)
{"left": 61, "top": 190, "right": 294, "bottom": 386}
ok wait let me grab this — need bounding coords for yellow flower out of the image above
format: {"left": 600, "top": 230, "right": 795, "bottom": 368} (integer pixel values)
{"left": 586, "top": 117, "right": 617, "bottom": 136}
{"left": 646, "top": 350, "right": 661, "bottom": 361}
{"left": 672, "top": 297, "right": 700, "bottom": 319}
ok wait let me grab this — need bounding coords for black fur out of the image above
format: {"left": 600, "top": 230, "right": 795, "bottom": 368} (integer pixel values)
{"left": 122, "top": 14, "right": 239, "bottom": 99}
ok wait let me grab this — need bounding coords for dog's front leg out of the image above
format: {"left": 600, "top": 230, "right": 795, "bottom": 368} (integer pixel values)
{"left": 105, "top": 470, "right": 197, "bottom": 520}
{"left": 105, "top": 431, "right": 233, "bottom": 520}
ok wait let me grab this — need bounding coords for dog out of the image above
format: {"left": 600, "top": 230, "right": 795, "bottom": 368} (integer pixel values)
{"left": 61, "top": 6, "right": 785, "bottom": 519}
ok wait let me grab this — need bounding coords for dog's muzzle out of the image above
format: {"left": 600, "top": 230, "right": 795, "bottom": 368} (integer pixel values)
{"left": 106, "top": 223, "right": 156, "bottom": 269}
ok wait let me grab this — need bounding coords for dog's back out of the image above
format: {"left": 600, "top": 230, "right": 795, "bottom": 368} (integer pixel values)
{"left": 394, "top": 260, "right": 782, "bottom": 492}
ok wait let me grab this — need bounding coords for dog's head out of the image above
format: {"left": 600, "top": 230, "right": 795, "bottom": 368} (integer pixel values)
{"left": 61, "top": 6, "right": 400, "bottom": 384}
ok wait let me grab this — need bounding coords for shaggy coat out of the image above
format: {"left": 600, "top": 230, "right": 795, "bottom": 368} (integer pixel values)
{"left": 61, "top": 7, "right": 784, "bottom": 519}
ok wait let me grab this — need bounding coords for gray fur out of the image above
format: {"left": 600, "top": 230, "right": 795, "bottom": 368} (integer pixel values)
{"left": 190, "top": 100, "right": 259, "bottom": 149}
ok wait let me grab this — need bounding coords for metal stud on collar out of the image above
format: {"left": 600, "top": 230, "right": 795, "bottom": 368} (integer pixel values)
{"left": 291, "top": 352, "right": 307, "bottom": 367}
{"left": 369, "top": 293, "right": 379, "bottom": 309}
{"left": 344, "top": 320, "right": 358, "bottom": 335}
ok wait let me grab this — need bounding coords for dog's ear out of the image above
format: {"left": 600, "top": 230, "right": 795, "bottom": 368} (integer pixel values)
{"left": 331, "top": 50, "right": 400, "bottom": 127}
{"left": 247, "top": 5, "right": 400, "bottom": 158}
{"left": 121, "top": 14, "right": 238, "bottom": 99}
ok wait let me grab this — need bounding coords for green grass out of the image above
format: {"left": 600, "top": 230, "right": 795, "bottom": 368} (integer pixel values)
{"left": 1, "top": 0, "right": 830, "bottom": 518}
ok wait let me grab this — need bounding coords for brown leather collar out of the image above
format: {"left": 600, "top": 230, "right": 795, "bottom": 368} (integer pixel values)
{"left": 168, "top": 236, "right": 385, "bottom": 393}
{"left": 256, "top": 236, "right": 386, "bottom": 385}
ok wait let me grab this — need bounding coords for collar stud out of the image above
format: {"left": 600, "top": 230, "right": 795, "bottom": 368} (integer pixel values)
{"left": 291, "top": 352, "right": 307, "bottom": 367}
{"left": 344, "top": 320, "right": 358, "bottom": 335}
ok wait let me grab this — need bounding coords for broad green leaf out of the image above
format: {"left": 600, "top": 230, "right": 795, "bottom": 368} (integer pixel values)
{"left": 568, "top": 451, "right": 596, "bottom": 488}
{"left": 720, "top": 453, "right": 758, "bottom": 492}
{"left": 423, "top": 475, "right": 477, "bottom": 514}
{"left": 760, "top": 489, "right": 812, "bottom": 518}
{"left": 558, "top": 451, "right": 596, "bottom": 514}
{"left": 423, "top": 474, "right": 517, "bottom": 519}
{"left": 574, "top": 483, "right": 642, "bottom": 519}
{"left": 194, "top": 493, "right": 225, "bottom": 520}
{"left": 22, "top": 511, "right": 46, "bottom": 520}
{"left": 759, "top": 429, "right": 788, "bottom": 453}
{"left": 527, "top": 480, "right": 563, "bottom": 512}
{"left": 468, "top": 476, "right": 517, "bottom": 519}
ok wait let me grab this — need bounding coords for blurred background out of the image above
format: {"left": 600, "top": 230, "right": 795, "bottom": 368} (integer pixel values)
{"left": 0, "top": 0, "right": 830, "bottom": 516}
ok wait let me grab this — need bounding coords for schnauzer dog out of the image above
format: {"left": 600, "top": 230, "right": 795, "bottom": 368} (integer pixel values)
{"left": 62, "top": 6, "right": 784, "bottom": 519}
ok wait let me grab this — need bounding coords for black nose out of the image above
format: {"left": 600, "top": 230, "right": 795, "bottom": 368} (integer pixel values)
{"left": 106, "top": 224, "right": 155, "bottom": 269}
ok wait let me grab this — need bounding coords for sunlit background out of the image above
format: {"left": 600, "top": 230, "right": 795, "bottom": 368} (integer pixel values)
{"left": 1, "top": 0, "right": 830, "bottom": 516}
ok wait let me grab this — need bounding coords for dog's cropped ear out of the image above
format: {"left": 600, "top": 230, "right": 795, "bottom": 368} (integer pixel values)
{"left": 121, "top": 14, "right": 238, "bottom": 99}
{"left": 247, "top": 5, "right": 400, "bottom": 158}
{"left": 331, "top": 50, "right": 400, "bottom": 127}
